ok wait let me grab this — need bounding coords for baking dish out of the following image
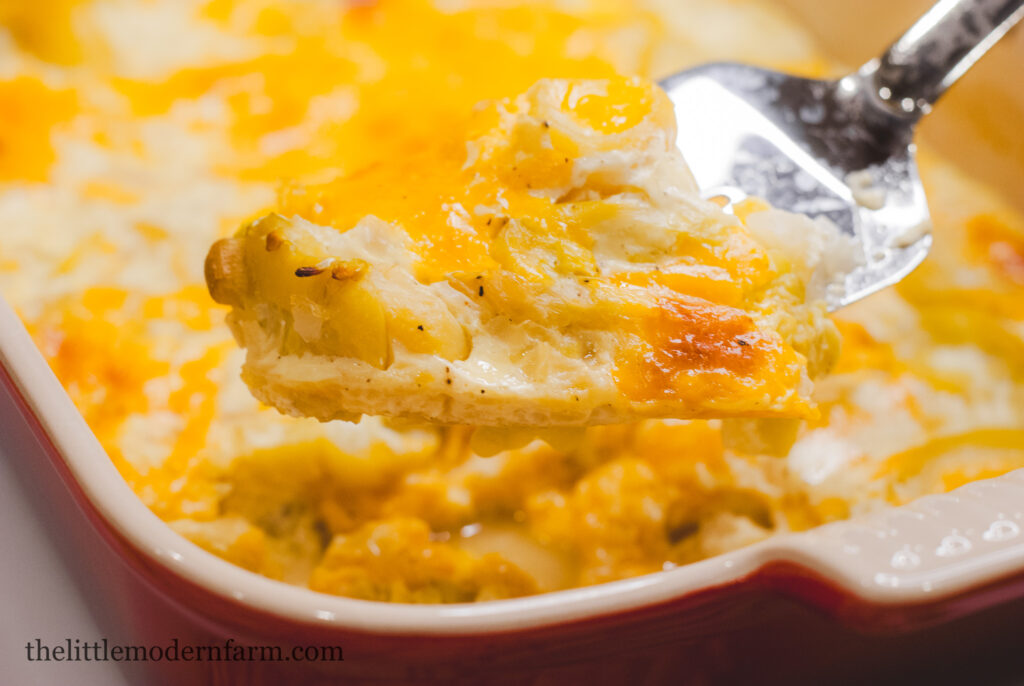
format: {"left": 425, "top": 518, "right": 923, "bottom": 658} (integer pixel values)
{"left": 9, "top": 290, "right": 1024, "bottom": 684}
{"left": 3, "top": 0, "right": 1024, "bottom": 683}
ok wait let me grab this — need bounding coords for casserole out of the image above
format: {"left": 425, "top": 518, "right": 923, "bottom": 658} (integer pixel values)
{"left": 204, "top": 75, "right": 846, "bottom": 430}
{"left": 3, "top": 0, "right": 1024, "bottom": 683}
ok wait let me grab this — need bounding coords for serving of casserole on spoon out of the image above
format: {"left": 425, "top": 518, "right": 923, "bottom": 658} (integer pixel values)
{"left": 205, "top": 0, "right": 1022, "bottom": 429}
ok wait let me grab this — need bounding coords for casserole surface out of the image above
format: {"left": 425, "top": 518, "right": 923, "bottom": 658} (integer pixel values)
{"left": 1, "top": 0, "right": 1023, "bottom": 604}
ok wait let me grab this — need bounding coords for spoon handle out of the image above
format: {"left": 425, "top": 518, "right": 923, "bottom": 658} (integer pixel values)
{"left": 860, "top": 0, "right": 1024, "bottom": 119}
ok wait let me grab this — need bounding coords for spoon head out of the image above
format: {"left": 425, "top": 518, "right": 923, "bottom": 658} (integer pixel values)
{"left": 660, "top": 62, "right": 932, "bottom": 310}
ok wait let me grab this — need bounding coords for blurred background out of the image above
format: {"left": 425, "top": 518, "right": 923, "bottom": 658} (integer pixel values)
{"left": 778, "top": 0, "right": 1024, "bottom": 212}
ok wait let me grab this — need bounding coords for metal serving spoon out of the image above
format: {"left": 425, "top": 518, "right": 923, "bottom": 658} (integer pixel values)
{"left": 661, "top": 0, "right": 1024, "bottom": 310}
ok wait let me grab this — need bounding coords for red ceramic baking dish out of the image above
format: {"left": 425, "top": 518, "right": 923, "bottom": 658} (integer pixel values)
{"left": 9, "top": 288, "right": 1024, "bottom": 686}
{"left": 4, "top": 1, "right": 1024, "bottom": 684}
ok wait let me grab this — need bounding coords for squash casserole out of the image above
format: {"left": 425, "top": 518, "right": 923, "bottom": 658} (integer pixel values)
{"left": 2, "top": 0, "right": 1024, "bottom": 602}
{"left": 206, "top": 76, "right": 847, "bottom": 427}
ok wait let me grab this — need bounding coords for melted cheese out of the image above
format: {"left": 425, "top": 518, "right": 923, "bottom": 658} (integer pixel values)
{"left": 207, "top": 76, "right": 842, "bottom": 427}
{"left": 0, "top": 78, "right": 77, "bottom": 182}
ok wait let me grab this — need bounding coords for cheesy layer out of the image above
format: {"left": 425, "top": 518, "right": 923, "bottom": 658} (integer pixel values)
{"left": 207, "top": 76, "right": 844, "bottom": 426}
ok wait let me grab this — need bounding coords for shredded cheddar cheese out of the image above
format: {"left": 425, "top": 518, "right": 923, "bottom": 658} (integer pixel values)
{"left": 0, "top": 78, "right": 77, "bottom": 182}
